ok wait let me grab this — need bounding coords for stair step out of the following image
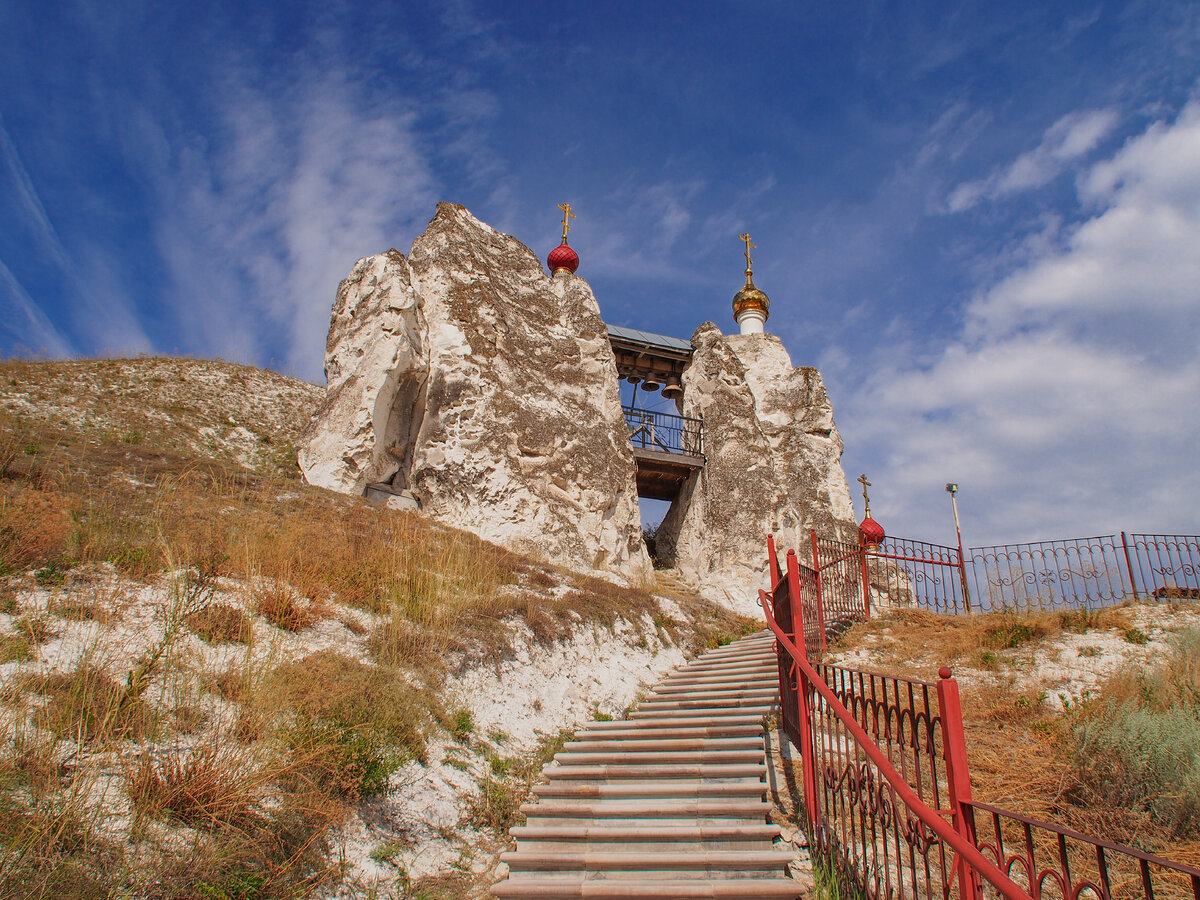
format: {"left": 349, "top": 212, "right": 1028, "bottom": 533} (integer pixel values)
{"left": 621, "top": 714, "right": 765, "bottom": 727}
{"left": 502, "top": 849, "right": 795, "bottom": 871}
{"left": 648, "top": 691, "right": 777, "bottom": 705}
{"left": 532, "top": 782, "right": 766, "bottom": 799}
{"left": 508, "top": 823, "right": 782, "bottom": 848}
{"left": 563, "top": 738, "right": 761, "bottom": 752}
{"left": 521, "top": 799, "right": 771, "bottom": 819}
{"left": 544, "top": 764, "right": 766, "bottom": 781}
{"left": 552, "top": 751, "right": 764, "bottom": 765}
{"left": 578, "top": 725, "right": 762, "bottom": 739}
{"left": 492, "top": 878, "right": 800, "bottom": 897}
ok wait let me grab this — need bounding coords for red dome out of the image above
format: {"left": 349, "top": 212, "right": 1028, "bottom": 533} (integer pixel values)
{"left": 547, "top": 242, "right": 579, "bottom": 274}
{"left": 859, "top": 515, "right": 886, "bottom": 547}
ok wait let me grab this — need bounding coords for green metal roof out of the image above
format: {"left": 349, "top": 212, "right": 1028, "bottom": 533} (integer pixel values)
{"left": 605, "top": 323, "right": 692, "bottom": 353}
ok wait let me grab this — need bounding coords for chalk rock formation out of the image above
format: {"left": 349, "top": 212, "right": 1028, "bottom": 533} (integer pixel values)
{"left": 299, "top": 204, "right": 649, "bottom": 580}
{"left": 656, "top": 323, "right": 857, "bottom": 612}
{"left": 297, "top": 251, "right": 425, "bottom": 493}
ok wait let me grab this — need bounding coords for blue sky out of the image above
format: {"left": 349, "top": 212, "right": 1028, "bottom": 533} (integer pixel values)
{"left": 2, "top": 1, "right": 1198, "bottom": 544}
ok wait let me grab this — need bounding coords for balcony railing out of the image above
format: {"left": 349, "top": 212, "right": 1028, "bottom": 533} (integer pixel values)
{"left": 623, "top": 406, "right": 703, "bottom": 458}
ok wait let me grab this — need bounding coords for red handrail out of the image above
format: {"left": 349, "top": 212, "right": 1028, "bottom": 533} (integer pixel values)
{"left": 759, "top": 589, "right": 1035, "bottom": 900}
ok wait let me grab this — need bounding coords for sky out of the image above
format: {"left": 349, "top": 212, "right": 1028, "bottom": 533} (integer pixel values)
{"left": 1, "top": 1, "right": 1198, "bottom": 545}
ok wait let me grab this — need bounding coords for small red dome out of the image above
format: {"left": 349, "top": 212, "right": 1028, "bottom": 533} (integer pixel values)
{"left": 547, "top": 242, "right": 579, "bottom": 274}
{"left": 859, "top": 515, "right": 886, "bottom": 547}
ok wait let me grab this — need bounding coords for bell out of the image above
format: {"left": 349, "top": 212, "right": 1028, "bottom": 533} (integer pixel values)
{"left": 641, "top": 376, "right": 661, "bottom": 392}
{"left": 661, "top": 377, "right": 683, "bottom": 400}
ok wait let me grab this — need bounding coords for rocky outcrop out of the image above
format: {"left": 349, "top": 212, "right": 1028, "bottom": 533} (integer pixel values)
{"left": 656, "top": 323, "right": 857, "bottom": 613}
{"left": 297, "top": 251, "right": 425, "bottom": 493}
{"left": 299, "top": 204, "right": 649, "bottom": 580}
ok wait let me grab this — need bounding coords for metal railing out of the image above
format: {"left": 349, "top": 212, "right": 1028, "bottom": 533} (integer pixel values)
{"left": 761, "top": 535, "right": 1200, "bottom": 900}
{"left": 805, "top": 532, "right": 1200, "bottom": 617}
{"left": 622, "top": 406, "right": 703, "bottom": 457}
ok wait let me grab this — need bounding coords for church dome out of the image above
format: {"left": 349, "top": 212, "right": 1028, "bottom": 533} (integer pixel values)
{"left": 548, "top": 242, "right": 579, "bottom": 275}
{"left": 859, "top": 514, "right": 886, "bottom": 547}
{"left": 732, "top": 279, "right": 770, "bottom": 319}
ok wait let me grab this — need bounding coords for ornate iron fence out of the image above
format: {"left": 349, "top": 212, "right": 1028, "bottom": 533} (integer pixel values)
{"left": 969, "top": 536, "right": 1129, "bottom": 611}
{"left": 622, "top": 406, "right": 703, "bottom": 456}
{"left": 967, "top": 801, "right": 1200, "bottom": 900}
{"left": 800, "top": 532, "right": 1200, "bottom": 618}
{"left": 760, "top": 540, "right": 1200, "bottom": 900}
{"left": 1127, "top": 533, "right": 1200, "bottom": 600}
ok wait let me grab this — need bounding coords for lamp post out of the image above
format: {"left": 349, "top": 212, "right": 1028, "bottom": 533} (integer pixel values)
{"left": 946, "top": 483, "right": 973, "bottom": 612}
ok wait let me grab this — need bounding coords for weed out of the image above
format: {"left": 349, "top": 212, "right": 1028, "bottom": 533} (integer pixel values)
{"left": 1070, "top": 628, "right": 1200, "bottom": 838}
{"left": 0, "top": 633, "right": 32, "bottom": 663}
{"left": 1078, "top": 645, "right": 1102, "bottom": 658}
{"left": 126, "top": 744, "right": 267, "bottom": 829}
{"left": 983, "top": 620, "right": 1038, "bottom": 649}
{"left": 189, "top": 602, "right": 253, "bottom": 644}
{"left": 27, "top": 662, "right": 152, "bottom": 743}
{"left": 592, "top": 710, "right": 613, "bottom": 722}
{"left": 450, "top": 709, "right": 474, "bottom": 742}
{"left": 271, "top": 650, "right": 432, "bottom": 799}
{"left": 466, "top": 775, "right": 525, "bottom": 833}
{"left": 1124, "top": 627, "right": 1148, "bottom": 646}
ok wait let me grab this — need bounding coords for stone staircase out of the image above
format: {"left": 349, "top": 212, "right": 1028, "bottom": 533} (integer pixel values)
{"left": 491, "top": 630, "right": 800, "bottom": 899}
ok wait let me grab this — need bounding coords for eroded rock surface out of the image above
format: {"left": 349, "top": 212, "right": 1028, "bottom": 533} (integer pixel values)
{"left": 299, "top": 204, "right": 649, "bottom": 579}
{"left": 657, "top": 323, "right": 857, "bottom": 612}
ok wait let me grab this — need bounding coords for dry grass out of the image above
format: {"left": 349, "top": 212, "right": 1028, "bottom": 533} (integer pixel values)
{"left": 834, "top": 604, "right": 1135, "bottom": 677}
{"left": 187, "top": 601, "right": 253, "bottom": 644}
{"left": 0, "top": 357, "right": 763, "bottom": 898}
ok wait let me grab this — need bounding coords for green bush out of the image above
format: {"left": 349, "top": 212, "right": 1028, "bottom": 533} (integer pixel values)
{"left": 1071, "top": 629, "right": 1200, "bottom": 837}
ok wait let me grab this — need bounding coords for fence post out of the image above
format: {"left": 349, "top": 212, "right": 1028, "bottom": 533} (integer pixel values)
{"left": 809, "top": 533, "right": 826, "bottom": 651}
{"left": 1120, "top": 531, "right": 1140, "bottom": 602}
{"left": 858, "top": 534, "right": 872, "bottom": 620}
{"left": 956, "top": 546, "right": 973, "bottom": 614}
{"left": 786, "top": 550, "right": 809, "bottom": 652}
{"left": 796, "top": 663, "right": 819, "bottom": 828}
{"left": 937, "top": 668, "right": 983, "bottom": 900}
{"left": 768, "top": 533, "right": 781, "bottom": 593}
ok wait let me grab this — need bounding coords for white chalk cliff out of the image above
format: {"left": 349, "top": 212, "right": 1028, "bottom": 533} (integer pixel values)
{"left": 299, "top": 203, "right": 650, "bottom": 580}
{"left": 655, "top": 324, "right": 858, "bottom": 613}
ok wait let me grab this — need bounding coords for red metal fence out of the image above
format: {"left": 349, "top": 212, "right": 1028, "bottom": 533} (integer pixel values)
{"left": 808, "top": 532, "right": 1200, "bottom": 616}
{"left": 763, "top": 535, "right": 1200, "bottom": 900}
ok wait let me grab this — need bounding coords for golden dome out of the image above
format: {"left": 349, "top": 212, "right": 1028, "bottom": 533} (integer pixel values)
{"left": 732, "top": 271, "right": 770, "bottom": 319}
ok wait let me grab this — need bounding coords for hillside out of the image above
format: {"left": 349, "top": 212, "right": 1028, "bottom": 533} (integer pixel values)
{"left": 0, "top": 356, "right": 324, "bottom": 479}
{"left": 0, "top": 356, "right": 755, "bottom": 900}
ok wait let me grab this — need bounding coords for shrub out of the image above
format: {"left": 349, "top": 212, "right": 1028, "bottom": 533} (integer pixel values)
{"left": 1070, "top": 628, "right": 1200, "bottom": 837}
{"left": 188, "top": 602, "right": 253, "bottom": 644}
{"left": 126, "top": 744, "right": 266, "bottom": 829}
{"left": 0, "top": 485, "right": 71, "bottom": 575}
{"left": 270, "top": 651, "right": 432, "bottom": 800}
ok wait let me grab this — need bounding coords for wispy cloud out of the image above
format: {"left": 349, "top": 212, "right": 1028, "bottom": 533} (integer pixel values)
{"left": 0, "top": 112, "right": 151, "bottom": 354}
{"left": 947, "top": 108, "right": 1120, "bottom": 212}
{"left": 0, "top": 257, "right": 70, "bottom": 357}
{"left": 842, "top": 99, "right": 1200, "bottom": 543}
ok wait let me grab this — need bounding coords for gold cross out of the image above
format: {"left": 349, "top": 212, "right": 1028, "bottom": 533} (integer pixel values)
{"left": 558, "top": 202, "right": 576, "bottom": 243}
{"left": 857, "top": 473, "right": 872, "bottom": 516}
{"left": 738, "top": 232, "right": 755, "bottom": 271}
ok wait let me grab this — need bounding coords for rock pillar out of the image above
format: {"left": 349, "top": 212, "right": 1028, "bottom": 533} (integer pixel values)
{"left": 656, "top": 323, "right": 857, "bottom": 612}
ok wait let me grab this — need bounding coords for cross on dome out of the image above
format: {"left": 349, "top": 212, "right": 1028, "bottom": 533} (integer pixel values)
{"left": 547, "top": 202, "right": 580, "bottom": 276}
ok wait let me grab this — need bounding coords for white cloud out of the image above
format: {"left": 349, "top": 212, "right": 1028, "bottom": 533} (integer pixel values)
{"left": 842, "top": 99, "right": 1200, "bottom": 544}
{"left": 132, "top": 55, "right": 441, "bottom": 378}
{"left": 947, "top": 108, "right": 1120, "bottom": 212}
{"left": 0, "top": 257, "right": 71, "bottom": 357}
